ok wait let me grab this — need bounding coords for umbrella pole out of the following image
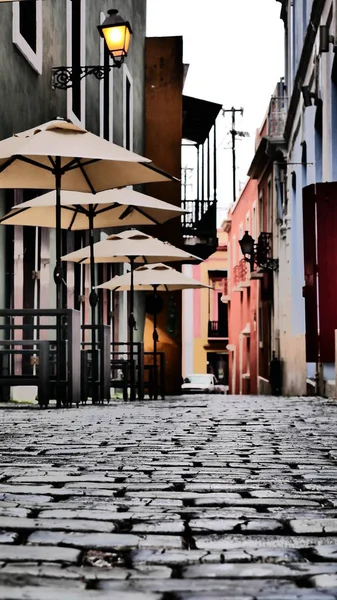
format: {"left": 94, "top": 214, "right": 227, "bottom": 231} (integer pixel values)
{"left": 152, "top": 285, "right": 159, "bottom": 400}
{"left": 88, "top": 208, "right": 99, "bottom": 405}
{"left": 129, "top": 257, "right": 136, "bottom": 401}
{"left": 54, "top": 158, "right": 63, "bottom": 408}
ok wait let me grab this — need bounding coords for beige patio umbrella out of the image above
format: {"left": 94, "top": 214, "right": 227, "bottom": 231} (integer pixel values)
{"left": 62, "top": 230, "right": 201, "bottom": 400}
{"left": 0, "top": 188, "right": 186, "bottom": 230}
{"left": 0, "top": 118, "right": 173, "bottom": 406}
{"left": 96, "top": 263, "right": 211, "bottom": 399}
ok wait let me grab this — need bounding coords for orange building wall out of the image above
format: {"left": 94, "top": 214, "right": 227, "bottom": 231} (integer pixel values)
{"left": 144, "top": 36, "right": 184, "bottom": 395}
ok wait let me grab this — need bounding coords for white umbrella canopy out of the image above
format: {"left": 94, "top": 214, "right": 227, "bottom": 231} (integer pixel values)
{"left": 0, "top": 119, "right": 172, "bottom": 191}
{"left": 0, "top": 188, "right": 186, "bottom": 229}
{"left": 96, "top": 263, "right": 211, "bottom": 292}
{"left": 61, "top": 229, "right": 201, "bottom": 265}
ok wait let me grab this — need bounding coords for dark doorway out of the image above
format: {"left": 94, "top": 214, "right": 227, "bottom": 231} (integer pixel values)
{"left": 207, "top": 352, "right": 228, "bottom": 385}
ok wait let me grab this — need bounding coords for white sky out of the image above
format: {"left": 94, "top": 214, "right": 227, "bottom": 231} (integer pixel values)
{"left": 146, "top": 0, "right": 285, "bottom": 223}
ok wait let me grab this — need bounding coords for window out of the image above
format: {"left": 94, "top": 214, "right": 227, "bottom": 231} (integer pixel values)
{"left": 13, "top": 0, "right": 43, "bottom": 74}
{"left": 67, "top": 0, "right": 86, "bottom": 126}
{"left": 99, "top": 12, "right": 114, "bottom": 141}
{"left": 123, "top": 65, "right": 133, "bottom": 150}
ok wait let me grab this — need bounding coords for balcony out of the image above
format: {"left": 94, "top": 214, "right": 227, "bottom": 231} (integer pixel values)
{"left": 233, "top": 259, "right": 250, "bottom": 291}
{"left": 208, "top": 320, "right": 228, "bottom": 340}
{"left": 268, "top": 96, "right": 288, "bottom": 139}
{"left": 182, "top": 198, "right": 217, "bottom": 257}
{"left": 181, "top": 95, "right": 222, "bottom": 260}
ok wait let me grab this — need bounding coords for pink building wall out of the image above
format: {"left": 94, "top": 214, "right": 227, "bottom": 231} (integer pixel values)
{"left": 227, "top": 179, "right": 259, "bottom": 394}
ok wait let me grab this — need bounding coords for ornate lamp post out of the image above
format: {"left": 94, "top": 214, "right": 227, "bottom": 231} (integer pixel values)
{"left": 52, "top": 9, "right": 132, "bottom": 89}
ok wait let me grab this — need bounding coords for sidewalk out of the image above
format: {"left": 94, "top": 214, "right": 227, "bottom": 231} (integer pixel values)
{"left": 0, "top": 395, "right": 337, "bottom": 598}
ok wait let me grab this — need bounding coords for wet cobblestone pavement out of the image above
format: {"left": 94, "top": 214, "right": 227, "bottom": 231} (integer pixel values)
{"left": 1, "top": 395, "right": 337, "bottom": 597}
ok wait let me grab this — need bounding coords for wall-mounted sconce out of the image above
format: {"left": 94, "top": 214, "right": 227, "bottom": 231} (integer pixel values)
{"left": 52, "top": 9, "right": 132, "bottom": 90}
{"left": 301, "top": 86, "right": 316, "bottom": 108}
{"left": 319, "top": 25, "right": 335, "bottom": 53}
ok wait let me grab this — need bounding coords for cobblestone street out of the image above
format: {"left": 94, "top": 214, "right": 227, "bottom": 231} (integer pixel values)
{"left": 1, "top": 396, "right": 337, "bottom": 598}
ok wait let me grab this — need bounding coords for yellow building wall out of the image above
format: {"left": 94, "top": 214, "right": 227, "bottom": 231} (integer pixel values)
{"left": 191, "top": 230, "right": 228, "bottom": 374}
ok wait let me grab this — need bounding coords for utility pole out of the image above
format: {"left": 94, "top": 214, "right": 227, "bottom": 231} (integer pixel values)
{"left": 222, "top": 107, "right": 247, "bottom": 204}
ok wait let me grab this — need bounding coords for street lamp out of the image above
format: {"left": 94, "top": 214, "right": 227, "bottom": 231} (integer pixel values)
{"left": 52, "top": 9, "right": 132, "bottom": 90}
{"left": 239, "top": 231, "right": 279, "bottom": 272}
{"left": 97, "top": 9, "right": 132, "bottom": 66}
{"left": 238, "top": 231, "right": 254, "bottom": 258}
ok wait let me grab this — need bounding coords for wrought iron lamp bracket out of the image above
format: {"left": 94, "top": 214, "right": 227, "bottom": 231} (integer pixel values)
{"left": 52, "top": 62, "right": 122, "bottom": 90}
{"left": 243, "top": 234, "right": 279, "bottom": 272}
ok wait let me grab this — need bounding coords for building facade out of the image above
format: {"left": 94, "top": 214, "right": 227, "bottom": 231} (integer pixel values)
{"left": 0, "top": 0, "right": 147, "bottom": 357}
{"left": 224, "top": 80, "right": 287, "bottom": 396}
{"left": 182, "top": 229, "right": 229, "bottom": 387}
{"left": 277, "top": 0, "right": 337, "bottom": 395}
{"left": 227, "top": 0, "right": 337, "bottom": 398}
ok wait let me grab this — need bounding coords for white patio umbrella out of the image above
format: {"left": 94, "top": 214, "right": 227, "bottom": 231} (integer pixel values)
{"left": 96, "top": 263, "right": 211, "bottom": 399}
{"left": 61, "top": 230, "right": 202, "bottom": 400}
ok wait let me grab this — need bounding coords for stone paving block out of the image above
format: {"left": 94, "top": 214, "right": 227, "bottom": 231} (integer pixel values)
{"left": 194, "top": 534, "right": 337, "bottom": 550}
{"left": 0, "top": 516, "right": 117, "bottom": 533}
{"left": 0, "top": 544, "right": 81, "bottom": 562}
{"left": 189, "top": 519, "right": 242, "bottom": 533}
{"left": 289, "top": 518, "right": 337, "bottom": 534}
{"left": 308, "top": 574, "right": 337, "bottom": 588}
{"left": 0, "top": 508, "right": 32, "bottom": 518}
{"left": 239, "top": 519, "right": 283, "bottom": 533}
{"left": 131, "top": 521, "right": 185, "bottom": 534}
{"left": 0, "top": 586, "right": 162, "bottom": 599}
{"left": 182, "top": 562, "right": 337, "bottom": 579}
{"left": 311, "top": 545, "right": 337, "bottom": 561}
{"left": 28, "top": 530, "right": 183, "bottom": 549}
{"left": 0, "top": 494, "right": 53, "bottom": 504}
{"left": 0, "top": 532, "right": 18, "bottom": 544}
{"left": 38, "top": 509, "right": 128, "bottom": 521}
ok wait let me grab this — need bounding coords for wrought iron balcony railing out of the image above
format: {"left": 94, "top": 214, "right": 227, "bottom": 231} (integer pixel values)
{"left": 181, "top": 198, "right": 216, "bottom": 237}
{"left": 268, "top": 96, "right": 288, "bottom": 138}
{"left": 233, "top": 259, "right": 249, "bottom": 288}
{"left": 208, "top": 320, "right": 228, "bottom": 339}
